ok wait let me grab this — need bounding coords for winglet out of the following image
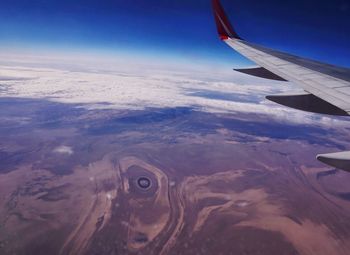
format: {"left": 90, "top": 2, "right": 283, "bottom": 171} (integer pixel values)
{"left": 212, "top": 0, "right": 241, "bottom": 40}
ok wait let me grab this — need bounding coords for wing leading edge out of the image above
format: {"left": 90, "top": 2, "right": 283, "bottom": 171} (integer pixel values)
{"left": 212, "top": 0, "right": 350, "bottom": 172}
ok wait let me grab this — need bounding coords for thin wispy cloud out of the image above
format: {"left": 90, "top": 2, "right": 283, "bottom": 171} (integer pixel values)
{"left": 54, "top": 146, "right": 74, "bottom": 155}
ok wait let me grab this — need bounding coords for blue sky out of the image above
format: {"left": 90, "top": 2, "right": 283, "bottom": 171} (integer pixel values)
{"left": 0, "top": 0, "right": 349, "bottom": 68}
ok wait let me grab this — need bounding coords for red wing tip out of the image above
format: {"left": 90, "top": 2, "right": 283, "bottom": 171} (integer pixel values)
{"left": 219, "top": 35, "right": 229, "bottom": 40}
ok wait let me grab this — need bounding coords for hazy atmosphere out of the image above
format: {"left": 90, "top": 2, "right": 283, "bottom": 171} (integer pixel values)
{"left": 0, "top": 0, "right": 350, "bottom": 255}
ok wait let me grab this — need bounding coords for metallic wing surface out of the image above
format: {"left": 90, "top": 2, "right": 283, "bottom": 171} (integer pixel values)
{"left": 212, "top": 0, "right": 350, "bottom": 171}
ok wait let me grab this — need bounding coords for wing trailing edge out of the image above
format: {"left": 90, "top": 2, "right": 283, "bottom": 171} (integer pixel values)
{"left": 234, "top": 67, "right": 288, "bottom": 81}
{"left": 266, "top": 92, "right": 349, "bottom": 116}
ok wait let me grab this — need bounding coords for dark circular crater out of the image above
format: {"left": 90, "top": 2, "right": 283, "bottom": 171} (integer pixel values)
{"left": 137, "top": 177, "right": 152, "bottom": 189}
{"left": 126, "top": 166, "right": 158, "bottom": 197}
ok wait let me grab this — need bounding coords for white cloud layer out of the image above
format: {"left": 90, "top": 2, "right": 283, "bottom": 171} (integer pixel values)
{"left": 0, "top": 53, "right": 348, "bottom": 128}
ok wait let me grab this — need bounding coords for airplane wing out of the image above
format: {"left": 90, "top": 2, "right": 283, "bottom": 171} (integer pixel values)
{"left": 212, "top": 0, "right": 350, "bottom": 171}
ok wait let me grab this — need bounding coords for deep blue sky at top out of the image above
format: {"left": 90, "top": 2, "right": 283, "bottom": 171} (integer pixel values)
{"left": 0, "top": 0, "right": 349, "bottom": 67}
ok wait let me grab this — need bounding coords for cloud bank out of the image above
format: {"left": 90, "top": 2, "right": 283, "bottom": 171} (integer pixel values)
{"left": 0, "top": 53, "right": 348, "bottom": 128}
